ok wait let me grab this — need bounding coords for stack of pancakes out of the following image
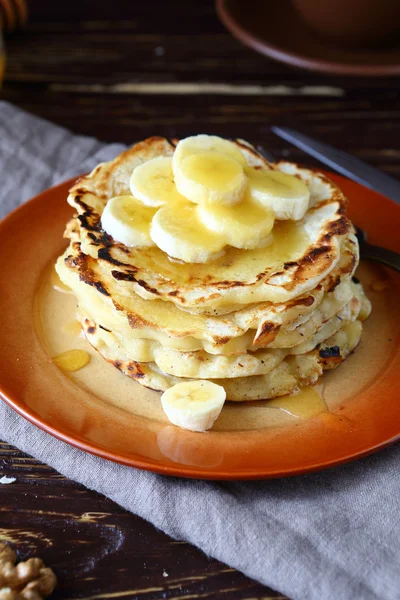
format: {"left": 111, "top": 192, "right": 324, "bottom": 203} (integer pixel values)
{"left": 56, "top": 137, "right": 371, "bottom": 401}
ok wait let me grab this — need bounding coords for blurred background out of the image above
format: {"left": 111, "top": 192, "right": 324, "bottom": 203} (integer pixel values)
{"left": 0, "top": 0, "right": 400, "bottom": 177}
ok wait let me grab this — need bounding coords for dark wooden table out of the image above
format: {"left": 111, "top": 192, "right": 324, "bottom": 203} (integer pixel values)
{"left": 1, "top": 1, "right": 399, "bottom": 598}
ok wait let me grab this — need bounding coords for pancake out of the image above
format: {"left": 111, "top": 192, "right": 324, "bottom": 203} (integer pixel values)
{"left": 55, "top": 135, "right": 371, "bottom": 405}
{"left": 56, "top": 231, "right": 358, "bottom": 353}
{"left": 77, "top": 282, "right": 369, "bottom": 381}
{"left": 80, "top": 316, "right": 364, "bottom": 401}
{"left": 65, "top": 137, "right": 352, "bottom": 312}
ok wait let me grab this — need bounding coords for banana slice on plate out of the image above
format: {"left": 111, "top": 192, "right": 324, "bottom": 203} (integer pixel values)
{"left": 101, "top": 195, "right": 156, "bottom": 247}
{"left": 197, "top": 191, "right": 275, "bottom": 249}
{"left": 161, "top": 380, "right": 226, "bottom": 432}
{"left": 130, "top": 156, "right": 184, "bottom": 207}
{"left": 247, "top": 167, "right": 310, "bottom": 220}
{"left": 150, "top": 201, "right": 225, "bottom": 263}
{"left": 174, "top": 151, "right": 246, "bottom": 206}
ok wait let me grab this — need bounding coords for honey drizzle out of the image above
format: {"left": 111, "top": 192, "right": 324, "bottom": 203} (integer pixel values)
{"left": 267, "top": 384, "right": 326, "bottom": 419}
{"left": 52, "top": 349, "right": 90, "bottom": 372}
{"left": 128, "top": 220, "right": 308, "bottom": 284}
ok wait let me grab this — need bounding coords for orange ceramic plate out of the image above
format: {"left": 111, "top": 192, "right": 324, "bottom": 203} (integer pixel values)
{"left": 0, "top": 173, "right": 400, "bottom": 480}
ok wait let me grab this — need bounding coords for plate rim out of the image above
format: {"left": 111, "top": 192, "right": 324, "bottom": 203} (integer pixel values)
{"left": 216, "top": 0, "right": 400, "bottom": 77}
{"left": 2, "top": 387, "right": 400, "bottom": 480}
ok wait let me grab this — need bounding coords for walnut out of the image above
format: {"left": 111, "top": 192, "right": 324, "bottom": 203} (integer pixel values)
{"left": 0, "top": 544, "right": 56, "bottom": 600}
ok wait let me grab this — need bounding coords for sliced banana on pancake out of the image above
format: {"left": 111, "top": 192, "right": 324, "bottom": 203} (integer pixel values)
{"left": 101, "top": 195, "right": 156, "bottom": 247}
{"left": 161, "top": 380, "right": 226, "bottom": 432}
{"left": 172, "top": 134, "right": 247, "bottom": 206}
{"left": 69, "top": 137, "right": 352, "bottom": 310}
{"left": 174, "top": 151, "right": 246, "bottom": 206}
{"left": 197, "top": 191, "right": 275, "bottom": 249}
{"left": 247, "top": 167, "right": 310, "bottom": 220}
{"left": 173, "top": 134, "right": 247, "bottom": 170}
{"left": 150, "top": 200, "right": 225, "bottom": 263}
{"left": 129, "top": 156, "right": 184, "bottom": 207}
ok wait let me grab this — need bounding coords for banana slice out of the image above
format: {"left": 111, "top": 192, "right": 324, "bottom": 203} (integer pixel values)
{"left": 174, "top": 151, "right": 246, "bottom": 206}
{"left": 161, "top": 380, "right": 226, "bottom": 432}
{"left": 197, "top": 191, "right": 275, "bottom": 249}
{"left": 173, "top": 134, "right": 247, "bottom": 171}
{"left": 101, "top": 195, "right": 156, "bottom": 247}
{"left": 247, "top": 167, "right": 310, "bottom": 220}
{"left": 150, "top": 200, "right": 225, "bottom": 263}
{"left": 130, "top": 156, "right": 184, "bottom": 207}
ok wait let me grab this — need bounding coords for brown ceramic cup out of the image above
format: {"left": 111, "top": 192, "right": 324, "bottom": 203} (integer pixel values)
{"left": 292, "top": 0, "right": 400, "bottom": 47}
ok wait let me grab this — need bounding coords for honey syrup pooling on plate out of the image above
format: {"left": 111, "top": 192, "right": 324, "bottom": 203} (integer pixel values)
{"left": 267, "top": 384, "right": 326, "bottom": 419}
{"left": 52, "top": 349, "right": 90, "bottom": 372}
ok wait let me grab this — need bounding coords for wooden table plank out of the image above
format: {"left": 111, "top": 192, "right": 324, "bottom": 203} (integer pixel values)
{"left": 0, "top": 442, "right": 282, "bottom": 600}
{"left": 3, "top": 29, "right": 400, "bottom": 175}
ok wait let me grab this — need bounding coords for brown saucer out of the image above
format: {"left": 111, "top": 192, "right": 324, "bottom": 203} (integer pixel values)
{"left": 217, "top": 0, "right": 400, "bottom": 77}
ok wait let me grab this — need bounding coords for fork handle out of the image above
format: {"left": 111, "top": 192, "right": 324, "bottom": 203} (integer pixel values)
{"left": 360, "top": 242, "right": 400, "bottom": 273}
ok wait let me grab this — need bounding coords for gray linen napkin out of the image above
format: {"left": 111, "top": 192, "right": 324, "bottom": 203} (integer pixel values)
{"left": 1, "top": 101, "right": 399, "bottom": 600}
